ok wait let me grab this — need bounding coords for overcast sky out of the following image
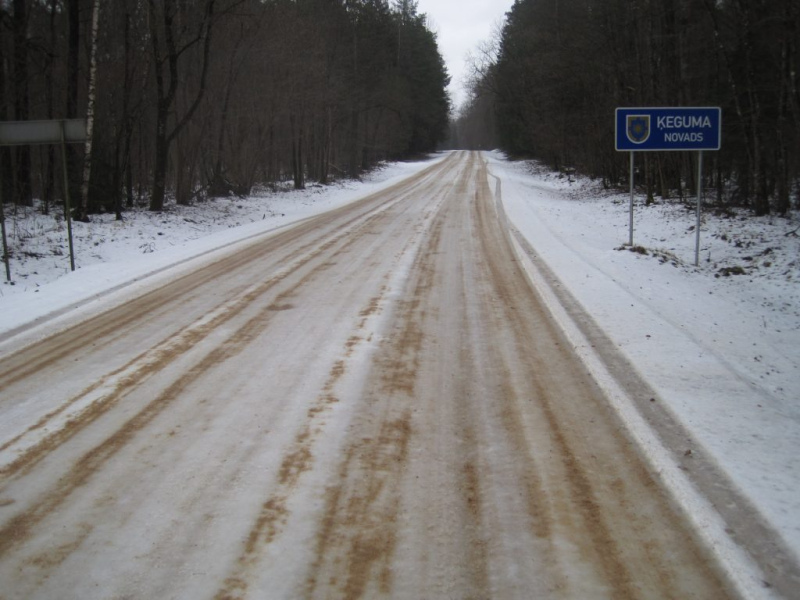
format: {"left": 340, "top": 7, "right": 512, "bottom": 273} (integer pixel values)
{"left": 417, "top": 0, "right": 515, "bottom": 110}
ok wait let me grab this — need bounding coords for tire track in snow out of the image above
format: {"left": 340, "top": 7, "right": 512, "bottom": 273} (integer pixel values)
{"left": 304, "top": 153, "right": 492, "bottom": 600}
{"left": 0, "top": 156, "right": 461, "bottom": 567}
{"left": 0, "top": 156, "right": 461, "bottom": 479}
{"left": 470, "top": 154, "right": 735, "bottom": 598}
{"left": 211, "top": 159, "right": 462, "bottom": 600}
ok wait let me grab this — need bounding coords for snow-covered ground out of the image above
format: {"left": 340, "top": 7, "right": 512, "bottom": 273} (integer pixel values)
{"left": 0, "top": 158, "right": 447, "bottom": 336}
{"left": 1, "top": 151, "right": 798, "bottom": 570}
{"left": 484, "top": 151, "right": 800, "bottom": 567}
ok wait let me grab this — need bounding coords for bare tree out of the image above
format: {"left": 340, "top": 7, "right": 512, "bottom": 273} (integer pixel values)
{"left": 77, "top": 0, "right": 100, "bottom": 222}
{"left": 147, "top": 0, "right": 217, "bottom": 212}
{"left": 12, "top": 0, "right": 31, "bottom": 206}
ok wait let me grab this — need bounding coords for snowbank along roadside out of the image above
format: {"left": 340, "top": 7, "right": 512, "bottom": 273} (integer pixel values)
{"left": 484, "top": 151, "right": 800, "bottom": 588}
{"left": 0, "top": 156, "right": 447, "bottom": 341}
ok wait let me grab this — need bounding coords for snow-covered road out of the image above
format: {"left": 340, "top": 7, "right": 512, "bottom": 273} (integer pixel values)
{"left": 0, "top": 151, "right": 746, "bottom": 598}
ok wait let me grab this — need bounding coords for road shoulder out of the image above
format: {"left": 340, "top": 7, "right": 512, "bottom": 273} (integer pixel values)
{"left": 484, "top": 153, "right": 800, "bottom": 599}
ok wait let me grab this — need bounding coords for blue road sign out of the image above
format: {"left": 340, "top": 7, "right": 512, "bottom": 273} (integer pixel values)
{"left": 615, "top": 107, "right": 721, "bottom": 151}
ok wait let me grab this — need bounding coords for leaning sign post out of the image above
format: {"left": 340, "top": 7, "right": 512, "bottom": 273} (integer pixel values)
{"left": 615, "top": 107, "right": 721, "bottom": 266}
{"left": 0, "top": 119, "right": 87, "bottom": 281}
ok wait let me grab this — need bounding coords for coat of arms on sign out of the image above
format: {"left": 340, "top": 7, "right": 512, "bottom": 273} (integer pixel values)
{"left": 627, "top": 115, "right": 650, "bottom": 144}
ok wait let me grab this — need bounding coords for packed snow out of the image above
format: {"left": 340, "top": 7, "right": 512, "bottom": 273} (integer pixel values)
{"left": 1, "top": 151, "right": 798, "bottom": 571}
{"left": 483, "top": 151, "right": 800, "bottom": 565}
{"left": 0, "top": 159, "right": 447, "bottom": 336}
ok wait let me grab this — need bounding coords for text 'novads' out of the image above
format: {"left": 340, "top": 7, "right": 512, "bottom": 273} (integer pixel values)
{"left": 664, "top": 132, "right": 704, "bottom": 142}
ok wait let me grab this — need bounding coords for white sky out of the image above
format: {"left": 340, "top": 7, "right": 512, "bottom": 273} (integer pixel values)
{"left": 417, "top": 0, "right": 515, "bottom": 110}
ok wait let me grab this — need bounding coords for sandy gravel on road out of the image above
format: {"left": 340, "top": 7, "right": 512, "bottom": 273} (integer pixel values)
{"left": 0, "top": 152, "right": 736, "bottom": 599}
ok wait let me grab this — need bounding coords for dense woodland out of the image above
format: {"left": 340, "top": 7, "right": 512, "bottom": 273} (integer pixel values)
{"left": 0, "top": 0, "right": 450, "bottom": 217}
{"left": 455, "top": 0, "right": 800, "bottom": 216}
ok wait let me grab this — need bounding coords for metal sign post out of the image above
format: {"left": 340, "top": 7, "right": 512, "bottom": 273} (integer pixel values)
{"left": 629, "top": 151, "right": 635, "bottom": 247}
{"left": 0, "top": 182, "right": 10, "bottom": 282}
{"left": 696, "top": 151, "right": 703, "bottom": 266}
{"left": 615, "top": 108, "right": 720, "bottom": 265}
{"left": 59, "top": 122, "right": 76, "bottom": 272}
{"left": 0, "top": 119, "right": 87, "bottom": 280}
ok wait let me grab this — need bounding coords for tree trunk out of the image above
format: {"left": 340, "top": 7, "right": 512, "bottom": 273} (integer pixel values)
{"left": 0, "top": 8, "right": 14, "bottom": 210}
{"left": 151, "top": 113, "right": 170, "bottom": 211}
{"left": 644, "top": 154, "right": 654, "bottom": 206}
{"left": 78, "top": 0, "right": 101, "bottom": 222}
{"left": 148, "top": 0, "right": 217, "bottom": 211}
{"left": 125, "top": 148, "right": 134, "bottom": 210}
{"left": 291, "top": 113, "right": 305, "bottom": 190}
{"left": 66, "top": 0, "right": 82, "bottom": 212}
{"left": 42, "top": 0, "right": 59, "bottom": 216}
{"left": 12, "top": 0, "right": 31, "bottom": 207}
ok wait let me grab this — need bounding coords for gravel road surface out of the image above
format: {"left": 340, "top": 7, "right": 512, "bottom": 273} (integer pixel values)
{"left": 0, "top": 152, "right": 736, "bottom": 599}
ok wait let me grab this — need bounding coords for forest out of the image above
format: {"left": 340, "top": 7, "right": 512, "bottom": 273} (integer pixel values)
{"left": 454, "top": 0, "right": 800, "bottom": 216}
{"left": 0, "top": 0, "right": 451, "bottom": 218}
